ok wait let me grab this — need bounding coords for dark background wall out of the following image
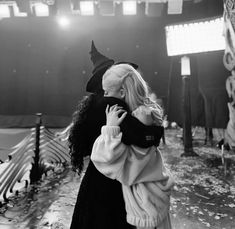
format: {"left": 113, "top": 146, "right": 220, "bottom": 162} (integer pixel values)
{"left": 0, "top": 0, "right": 227, "bottom": 127}
{"left": 0, "top": 15, "right": 170, "bottom": 126}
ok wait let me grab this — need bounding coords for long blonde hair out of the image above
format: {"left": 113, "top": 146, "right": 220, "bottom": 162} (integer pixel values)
{"left": 105, "top": 64, "right": 159, "bottom": 112}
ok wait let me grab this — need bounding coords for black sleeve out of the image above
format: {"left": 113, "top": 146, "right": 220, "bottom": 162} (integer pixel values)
{"left": 102, "top": 97, "right": 163, "bottom": 148}
{"left": 120, "top": 114, "right": 164, "bottom": 148}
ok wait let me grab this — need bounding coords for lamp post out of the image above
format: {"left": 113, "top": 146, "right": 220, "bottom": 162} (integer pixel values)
{"left": 180, "top": 56, "right": 198, "bottom": 157}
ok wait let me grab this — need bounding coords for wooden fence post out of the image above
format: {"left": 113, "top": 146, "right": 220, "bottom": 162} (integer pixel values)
{"left": 30, "top": 113, "right": 43, "bottom": 184}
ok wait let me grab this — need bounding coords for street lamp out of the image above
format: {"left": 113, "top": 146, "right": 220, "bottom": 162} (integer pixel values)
{"left": 180, "top": 56, "right": 198, "bottom": 156}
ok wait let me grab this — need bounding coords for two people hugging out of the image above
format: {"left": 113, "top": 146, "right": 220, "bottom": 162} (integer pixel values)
{"left": 91, "top": 63, "right": 174, "bottom": 229}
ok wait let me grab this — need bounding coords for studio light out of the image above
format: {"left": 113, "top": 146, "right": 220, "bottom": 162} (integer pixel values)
{"left": 167, "top": 0, "right": 183, "bottom": 15}
{"left": 181, "top": 56, "right": 191, "bottom": 76}
{"left": 123, "top": 1, "right": 137, "bottom": 15}
{"left": 57, "top": 16, "right": 70, "bottom": 28}
{"left": 80, "top": 1, "right": 94, "bottom": 16}
{"left": 0, "top": 4, "right": 10, "bottom": 18}
{"left": 165, "top": 17, "right": 225, "bottom": 56}
{"left": 33, "top": 3, "right": 49, "bottom": 17}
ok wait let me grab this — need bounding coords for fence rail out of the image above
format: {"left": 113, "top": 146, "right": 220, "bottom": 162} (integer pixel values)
{"left": 0, "top": 114, "right": 71, "bottom": 203}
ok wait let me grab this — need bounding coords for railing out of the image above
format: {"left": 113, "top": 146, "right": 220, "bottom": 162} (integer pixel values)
{"left": 39, "top": 126, "right": 70, "bottom": 171}
{"left": 0, "top": 130, "right": 35, "bottom": 202}
{"left": 0, "top": 114, "right": 71, "bottom": 204}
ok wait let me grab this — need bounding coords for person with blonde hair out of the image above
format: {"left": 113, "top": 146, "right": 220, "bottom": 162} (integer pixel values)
{"left": 91, "top": 63, "right": 174, "bottom": 229}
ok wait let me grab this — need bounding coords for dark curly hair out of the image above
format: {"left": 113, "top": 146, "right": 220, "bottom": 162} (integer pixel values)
{"left": 68, "top": 94, "right": 96, "bottom": 175}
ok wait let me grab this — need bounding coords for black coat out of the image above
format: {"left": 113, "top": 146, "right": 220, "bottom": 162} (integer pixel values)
{"left": 70, "top": 95, "right": 163, "bottom": 229}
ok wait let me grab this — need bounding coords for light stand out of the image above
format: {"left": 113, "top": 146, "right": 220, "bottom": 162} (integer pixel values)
{"left": 181, "top": 56, "right": 198, "bottom": 157}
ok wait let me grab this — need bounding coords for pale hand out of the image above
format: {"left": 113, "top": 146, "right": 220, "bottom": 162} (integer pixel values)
{"left": 105, "top": 105, "right": 127, "bottom": 126}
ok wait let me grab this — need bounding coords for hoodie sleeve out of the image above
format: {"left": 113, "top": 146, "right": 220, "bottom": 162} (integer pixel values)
{"left": 91, "top": 126, "right": 170, "bottom": 186}
{"left": 91, "top": 126, "right": 128, "bottom": 180}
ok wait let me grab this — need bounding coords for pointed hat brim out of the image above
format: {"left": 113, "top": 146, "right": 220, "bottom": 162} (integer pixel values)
{"left": 86, "top": 41, "right": 114, "bottom": 93}
{"left": 86, "top": 41, "right": 139, "bottom": 93}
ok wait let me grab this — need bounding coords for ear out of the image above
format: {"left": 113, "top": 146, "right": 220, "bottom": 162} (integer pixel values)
{"left": 120, "top": 88, "right": 125, "bottom": 98}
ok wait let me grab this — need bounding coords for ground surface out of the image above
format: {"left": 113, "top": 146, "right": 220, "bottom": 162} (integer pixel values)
{"left": 0, "top": 128, "right": 234, "bottom": 229}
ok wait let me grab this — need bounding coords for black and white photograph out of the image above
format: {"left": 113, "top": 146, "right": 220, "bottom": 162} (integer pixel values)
{"left": 0, "top": 0, "right": 234, "bottom": 228}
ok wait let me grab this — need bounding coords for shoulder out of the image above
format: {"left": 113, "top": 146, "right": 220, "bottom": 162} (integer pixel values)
{"left": 132, "top": 105, "right": 152, "bottom": 116}
{"left": 102, "top": 97, "right": 129, "bottom": 111}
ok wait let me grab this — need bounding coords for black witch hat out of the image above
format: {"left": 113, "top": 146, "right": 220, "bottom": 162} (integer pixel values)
{"left": 86, "top": 40, "right": 139, "bottom": 93}
{"left": 86, "top": 41, "right": 114, "bottom": 93}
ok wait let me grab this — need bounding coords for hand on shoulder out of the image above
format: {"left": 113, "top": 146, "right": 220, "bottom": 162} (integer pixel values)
{"left": 106, "top": 105, "right": 127, "bottom": 126}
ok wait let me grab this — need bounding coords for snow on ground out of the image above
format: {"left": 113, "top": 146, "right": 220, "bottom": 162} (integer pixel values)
{"left": 0, "top": 128, "right": 234, "bottom": 229}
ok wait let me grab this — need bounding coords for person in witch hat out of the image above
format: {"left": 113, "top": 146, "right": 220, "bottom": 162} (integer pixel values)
{"left": 68, "top": 41, "right": 163, "bottom": 229}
